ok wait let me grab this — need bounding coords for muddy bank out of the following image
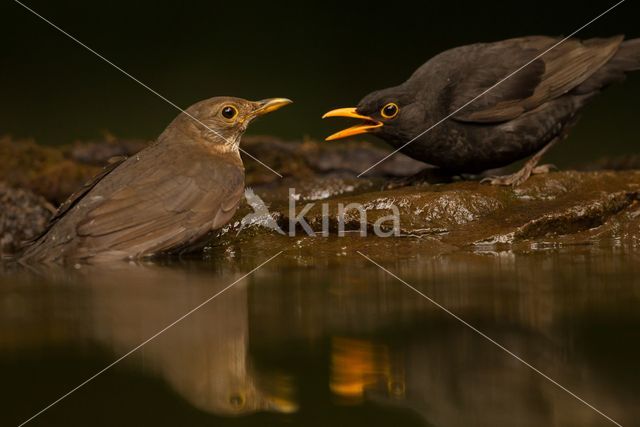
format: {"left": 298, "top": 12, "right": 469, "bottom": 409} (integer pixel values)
{"left": 209, "top": 170, "right": 640, "bottom": 261}
{"left": 1, "top": 134, "right": 639, "bottom": 257}
{"left": 0, "top": 182, "right": 53, "bottom": 256}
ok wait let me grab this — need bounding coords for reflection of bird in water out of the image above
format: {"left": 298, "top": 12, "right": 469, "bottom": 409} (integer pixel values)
{"left": 21, "top": 97, "right": 290, "bottom": 263}
{"left": 329, "top": 336, "right": 404, "bottom": 405}
{"left": 79, "top": 265, "right": 298, "bottom": 415}
{"left": 356, "top": 334, "right": 624, "bottom": 427}
{"left": 237, "top": 188, "right": 285, "bottom": 235}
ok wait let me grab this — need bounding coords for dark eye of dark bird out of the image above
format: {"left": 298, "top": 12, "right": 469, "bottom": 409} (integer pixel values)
{"left": 381, "top": 103, "right": 399, "bottom": 119}
{"left": 221, "top": 106, "right": 237, "bottom": 119}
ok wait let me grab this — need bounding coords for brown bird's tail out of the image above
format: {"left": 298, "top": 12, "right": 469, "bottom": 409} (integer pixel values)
{"left": 574, "top": 38, "right": 640, "bottom": 94}
{"left": 614, "top": 38, "right": 640, "bottom": 70}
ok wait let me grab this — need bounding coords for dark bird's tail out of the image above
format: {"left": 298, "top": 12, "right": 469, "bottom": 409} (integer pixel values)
{"left": 575, "top": 38, "right": 640, "bottom": 94}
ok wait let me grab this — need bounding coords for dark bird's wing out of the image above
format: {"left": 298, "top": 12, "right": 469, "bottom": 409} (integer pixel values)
{"left": 444, "top": 36, "right": 623, "bottom": 123}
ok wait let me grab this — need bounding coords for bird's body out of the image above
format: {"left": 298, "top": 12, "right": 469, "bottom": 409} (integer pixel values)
{"left": 324, "top": 36, "right": 640, "bottom": 184}
{"left": 21, "top": 96, "right": 290, "bottom": 263}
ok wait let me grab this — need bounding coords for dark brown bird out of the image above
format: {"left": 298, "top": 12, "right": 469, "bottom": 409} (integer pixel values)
{"left": 323, "top": 36, "right": 640, "bottom": 185}
{"left": 21, "top": 96, "right": 291, "bottom": 264}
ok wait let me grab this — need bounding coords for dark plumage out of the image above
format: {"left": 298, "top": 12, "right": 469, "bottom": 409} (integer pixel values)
{"left": 21, "top": 96, "right": 291, "bottom": 264}
{"left": 323, "top": 36, "right": 640, "bottom": 185}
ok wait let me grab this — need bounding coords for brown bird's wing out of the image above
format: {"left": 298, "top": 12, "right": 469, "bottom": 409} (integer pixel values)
{"left": 25, "top": 156, "right": 128, "bottom": 245}
{"left": 50, "top": 156, "right": 127, "bottom": 225}
{"left": 72, "top": 144, "right": 244, "bottom": 259}
{"left": 447, "top": 36, "right": 623, "bottom": 123}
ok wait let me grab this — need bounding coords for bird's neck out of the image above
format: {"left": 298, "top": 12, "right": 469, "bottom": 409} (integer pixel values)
{"left": 206, "top": 143, "right": 244, "bottom": 168}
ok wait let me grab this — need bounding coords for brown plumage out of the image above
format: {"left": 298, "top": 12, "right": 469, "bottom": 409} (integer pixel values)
{"left": 323, "top": 36, "right": 640, "bottom": 185}
{"left": 21, "top": 96, "right": 291, "bottom": 264}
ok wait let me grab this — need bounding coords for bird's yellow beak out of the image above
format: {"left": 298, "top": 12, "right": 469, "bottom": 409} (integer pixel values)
{"left": 253, "top": 98, "right": 293, "bottom": 116}
{"left": 322, "top": 107, "right": 383, "bottom": 141}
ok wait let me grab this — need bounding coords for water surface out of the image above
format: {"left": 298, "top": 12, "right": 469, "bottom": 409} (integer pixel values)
{"left": 1, "top": 241, "right": 639, "bottom": 426}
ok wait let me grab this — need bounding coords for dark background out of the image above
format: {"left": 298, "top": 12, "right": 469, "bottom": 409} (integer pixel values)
{"left": 1, "top": 0, "right": 639, "bottom": 165}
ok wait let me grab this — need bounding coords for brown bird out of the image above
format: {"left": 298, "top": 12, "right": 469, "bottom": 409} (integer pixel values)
{"left": 323, "top": 36, "right": 640, "bottom": 185}
{"left": 21, "top": 96, "right": 291, "bottom": 264}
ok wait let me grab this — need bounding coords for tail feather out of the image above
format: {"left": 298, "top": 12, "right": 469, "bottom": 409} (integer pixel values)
{"left": 574, "top": 37, "right": 640, "bottom": 94}
{"left": 614, "top": 38, "right": 640, "bottom": 70}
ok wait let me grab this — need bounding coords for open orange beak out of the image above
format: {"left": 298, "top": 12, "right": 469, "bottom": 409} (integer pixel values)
{"left": 322, "top": 107, "right": 383, "bottom": 141}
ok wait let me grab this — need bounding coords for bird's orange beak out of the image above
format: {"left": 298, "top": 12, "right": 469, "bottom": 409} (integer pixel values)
{"left": 253, "top": 98, "right": 293, "bottom": 117}
{"left": 322, "top": 108, "right": 383, "bottom": 141}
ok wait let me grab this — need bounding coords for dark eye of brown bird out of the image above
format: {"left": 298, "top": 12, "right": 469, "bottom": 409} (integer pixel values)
{"left": 222, "top": 105, "right": 237, "bottom": 119}
{"left": 381, "top": 103, "right": 398, "bottom": 119}
{"left": 229, "top": 394, "right": 245, "bottom": 407}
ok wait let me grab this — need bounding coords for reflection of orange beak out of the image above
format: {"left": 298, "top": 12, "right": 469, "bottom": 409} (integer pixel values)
{"left": 322, "top": 107, "right": 383, "bottom": 141}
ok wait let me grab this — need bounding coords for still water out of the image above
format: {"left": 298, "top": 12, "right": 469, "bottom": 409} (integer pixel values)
{"left": 1, "top": 240, "right": 639, "bottom": 426}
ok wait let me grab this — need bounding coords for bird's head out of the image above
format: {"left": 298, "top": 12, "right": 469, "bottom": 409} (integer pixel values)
{"left": 178, "top": 96, "right": 292, "bottom": 149}
{"left": 322, "top": 87, "right": 421, "bottom": 143}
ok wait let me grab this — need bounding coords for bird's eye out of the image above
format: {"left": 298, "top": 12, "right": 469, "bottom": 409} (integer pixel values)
{"left": 229, "top": 393, "right": 245, "bottom": 408}
{"left": 381, "top": 103, "right": 399, "bottom": 119}
{"left": 221, "top": 105, "right": 238, "bottom": 120}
